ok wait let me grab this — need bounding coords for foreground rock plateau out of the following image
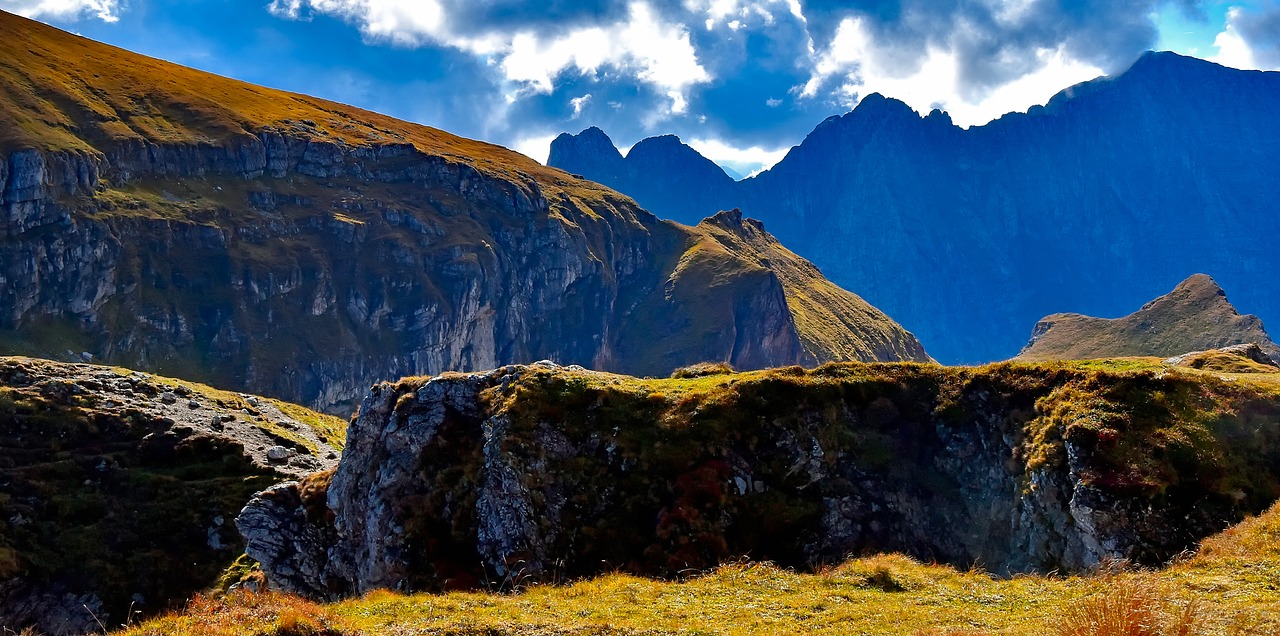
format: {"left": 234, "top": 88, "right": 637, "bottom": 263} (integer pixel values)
{"left": 0, "top": 11, "right": 926, "bottom": 415}
{"left": 241, "top": 360, "right": 1280, "bottom": 599}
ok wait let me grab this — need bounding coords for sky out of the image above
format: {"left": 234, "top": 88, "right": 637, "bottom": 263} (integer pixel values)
{"left": 6, "top": 0, "right": 1280, "bottom": 176}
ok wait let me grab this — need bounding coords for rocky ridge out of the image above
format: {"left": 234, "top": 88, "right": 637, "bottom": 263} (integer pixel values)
{"left": 239, "top": 360, "right": 1280, "bottom": 598}
{"left": 1017, "top": 274, "right": 1280, "bottom": 364}
{"left": 550, "top": 52, "right": 1280, "bottom": 364}
{"left": 0, "top": 11, "right": 928, "bottom": 414}
{"left": 0, "top": 356, "right": 344, "bottom": 634}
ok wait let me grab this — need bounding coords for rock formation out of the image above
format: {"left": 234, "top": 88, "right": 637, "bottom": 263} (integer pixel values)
{"left": 550, "top": 52, "right": 1280, "bottom": 365}
{"left": 1018, "top": 274, "right": 1280, "bottom": 363}
{"left": 0, "top": 356, "right": 343, "bottom": 634}
{"left": 0, "top": 11, "right": 927, "bottom": 415}
{"left": 240, "top": 361, "right": 1280, "bottom": 598}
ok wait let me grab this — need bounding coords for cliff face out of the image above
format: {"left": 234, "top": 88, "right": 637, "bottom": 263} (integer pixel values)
{"left": 550, "top": 52, "right": 1280, "bottom": 365}
{"left": 0, "top": 356, "right": 345, "bottom": 635}
{"left": 1018, "top": 274, "right": 1280, "bottom": 363}
{"left": 0, "top": 11, "right": 927, "bottom": 414}
{"left": 240, "top": 361, "right": 1280, "bottom": 598}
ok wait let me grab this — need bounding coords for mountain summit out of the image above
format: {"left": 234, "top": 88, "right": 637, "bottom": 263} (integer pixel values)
{"left": 0, "top": 11, "right": 927, "bottom": 412}
{"left": 1017, "top": 274, "right": 1280, "bottom": 363}
{"left": 551, "top": 51, "right": 1280, "bottom": 364}
{"left": 550, "top": 129, "right": 737, "bottom": 221}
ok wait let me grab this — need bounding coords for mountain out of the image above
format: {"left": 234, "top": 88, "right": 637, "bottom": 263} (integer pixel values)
{"left": 550, "top": 128, "right": 739, "bottom": 223}
{"left": 240, "top": 359, "right": 1280, "bottom": 598}
{"left": 1017, "top": 274, "right": 1280, "bottom": 363}
{"left": 550, "top": 52, "right": 1280, "bottom": 365}
{"left": 0, "top": 11, "right": 928, "bottom": 414}
{"left": 0, "top": 356, "right": 344, "bottom": 634}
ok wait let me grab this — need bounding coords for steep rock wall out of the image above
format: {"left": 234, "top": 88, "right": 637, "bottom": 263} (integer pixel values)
{"left": 240, "top": 362, "right": 1280, "bottom": 597}
{"left": 0, "top": 135, "right": 820, "bottom": 413}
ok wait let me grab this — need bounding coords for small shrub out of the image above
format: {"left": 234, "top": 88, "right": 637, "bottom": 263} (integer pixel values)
{"left": 1054, "top": 579, "right": 1206, "bottom": 636}
{"left": 862, "top": 565, "right": 905, "bottom": 592}
{"left": 274, "top": 608, "right": 324, "bottom": 636}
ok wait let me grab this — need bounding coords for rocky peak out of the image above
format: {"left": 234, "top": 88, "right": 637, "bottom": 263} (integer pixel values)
{"left": 1018, "top": 274, "right": 1280, "bottom": 364}
{"left": 705, "top": 207, "right": 745, "bottom": 229}
{"left": 548, "top": 127, "right": 626, "bottom": 183}
{"left": 627, "top": 134, "right": 735, "bottom": 185}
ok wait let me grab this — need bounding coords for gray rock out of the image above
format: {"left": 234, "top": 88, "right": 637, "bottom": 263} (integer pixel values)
{"left": 266, "top": 446, "right": 293, "bottom": 462}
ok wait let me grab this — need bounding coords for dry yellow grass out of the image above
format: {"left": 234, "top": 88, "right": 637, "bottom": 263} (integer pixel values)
{"left": 121, "top": 500, "right": 1280, "bottom": 636}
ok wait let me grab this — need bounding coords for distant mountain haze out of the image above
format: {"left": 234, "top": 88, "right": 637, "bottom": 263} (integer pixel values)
{"left": 551, "top": 52, "right": 1280, "bottom": 364}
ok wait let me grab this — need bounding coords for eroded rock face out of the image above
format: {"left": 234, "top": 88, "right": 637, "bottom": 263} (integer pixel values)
{"left": 0, "top": 13, "right": 929, "bottom": 415}
{"left": 240, "top": 362, "right": 1280, "bottom": 597}
{"left": 0, "top": 356, "right": 341, "bottom": 634}
{"left": 0, "top": 128, "right": 926, "bottom": 415}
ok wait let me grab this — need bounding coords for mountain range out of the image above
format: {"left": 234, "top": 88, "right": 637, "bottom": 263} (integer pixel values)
{"left": 550, "top": 52, "right": 1280, "bottom": 364}
{"left": 0, "top": 10, "right": 926, "bottom": 414}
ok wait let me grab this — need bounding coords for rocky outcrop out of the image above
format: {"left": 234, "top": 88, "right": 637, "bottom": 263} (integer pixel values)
{"left": 0, "top": 11, "right": 927, "bottom": 415}
{"left": 551, "top": 52, "right": 1280, "bottom": 365}
{"left": 0, "top": 356, "right": 344, "bottom": 634}
{"left": 1017, "top": 274, "right": 1280, "bottom": 364}
{"left": 240, "top": 361, "right": 1280, "bottom": 597}
{"left": 1164, "top": 343, "right": 1280, "bottom": 373}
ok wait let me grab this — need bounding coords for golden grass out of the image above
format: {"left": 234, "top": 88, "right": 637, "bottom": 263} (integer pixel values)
{"left": 122, "top": 501, "right": 1280, "bottom": 636}
{"left": 0, "top": 10, "right": 625, "bottom": 211}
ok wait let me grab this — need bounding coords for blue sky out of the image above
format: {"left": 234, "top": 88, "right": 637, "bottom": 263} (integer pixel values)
{"left": 6, "top": 0, "right": 1280, "bottom": 175}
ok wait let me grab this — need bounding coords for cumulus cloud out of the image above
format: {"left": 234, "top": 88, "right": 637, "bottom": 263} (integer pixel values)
{"left": 270, "top": 0, "right": 709, "bottom": 116}
{"left": 800, "top": 11, "right": 1106, "bottom": 127}
{"left": 787, "top": 1, "right": 1243, "bottom": 127}
{"left": 1, "top": 0, "right": 119, "bottom": 22}
{"left": 1212, "top": 5, "right": 1280, "bottom": 70}
{"left": 263, "top": 0, "right": 1275, "bottom": 159}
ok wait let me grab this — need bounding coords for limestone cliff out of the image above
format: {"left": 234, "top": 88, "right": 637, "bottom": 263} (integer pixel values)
{"left": 1018, "top": 274, "right": 1280, "bottom": 363}
{"left": 240, "top": 361, "right": 1280, "bottom": 598}
{"left": 0, "top": 11, "right": 928, "bottom": 414}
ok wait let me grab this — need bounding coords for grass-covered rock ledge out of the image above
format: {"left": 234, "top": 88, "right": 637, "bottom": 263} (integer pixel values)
{"left": 240, "top": 358, "right": 1280, "bottom": 599}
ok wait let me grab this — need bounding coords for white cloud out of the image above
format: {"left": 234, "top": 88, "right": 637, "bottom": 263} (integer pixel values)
{"left": 272, "top": 0, "right": 709, "bottom": 118}
{"left": 570, "top": 94, "right": 593, "bottom": 119}
{"left": 799, "top": 15, "right": 1104, "bottom": 128}
{"left": 1210, "top": 6, "right": 1280, "bottom": 71}
{"left": 512, "top": 134, "right": 559, "bottom": 165}
{"left": 685, "top": 137, "right": 791, "bottom": 176}
{"left": 1, "top": 0, "right": 119, "bottom": 22}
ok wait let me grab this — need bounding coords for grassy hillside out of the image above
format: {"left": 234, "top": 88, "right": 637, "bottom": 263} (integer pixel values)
{"left": 0, "top": 9, "right": 601, "bottom": 202}
{"left": 1018, "top": 274, "right": 1280, "bottom": 363}
{"left": 694, "top": 210, "right": 931, "bottom": 364}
